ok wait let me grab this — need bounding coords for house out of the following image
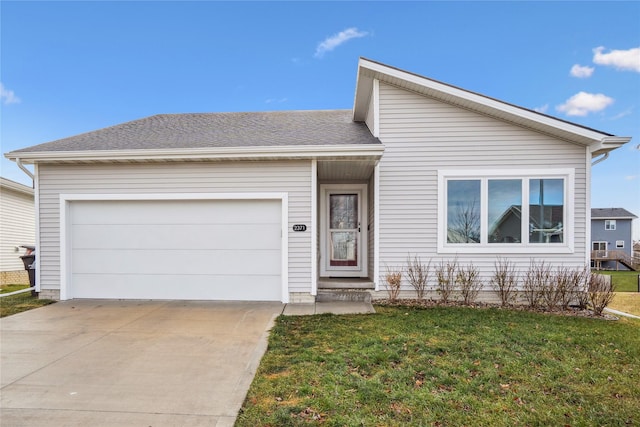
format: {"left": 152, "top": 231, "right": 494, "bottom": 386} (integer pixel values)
{"left": 591, "top": 208, "right": 638, "bottom": 271}
{"left": 4, "top": 58, "right": 632, "bottom": 302}
{"left": 0, "top": 177, "right": 35, "bottom": 285}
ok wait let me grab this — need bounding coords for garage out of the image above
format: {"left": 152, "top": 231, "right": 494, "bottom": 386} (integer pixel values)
{"left": 66, "top": 198, "right": 283, "bottom": 301}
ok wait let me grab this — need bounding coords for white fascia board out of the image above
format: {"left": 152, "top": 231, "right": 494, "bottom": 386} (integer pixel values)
{"left": 590, "top": 136, "right": 633, "bottom": 155}
{"left": 5, "top": 144, "right": 385, "bottom": 164}
{"left": 357, "top": 58, "right": 621, "bottom": 145}
{"left": 0, "top": 178, "right": 34, "bottom": 196}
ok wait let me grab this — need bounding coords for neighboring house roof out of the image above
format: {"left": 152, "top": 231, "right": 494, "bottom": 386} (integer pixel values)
{"left": 0, "top": 177, "right": 34, "bottom": 196}
{"left": 353, "top": 58, "right": 631, "bottom": 156}
{"left": 591, "top": 208, "right": 638, "bottom": 219}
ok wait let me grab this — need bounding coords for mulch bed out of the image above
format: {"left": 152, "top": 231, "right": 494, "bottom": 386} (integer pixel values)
{"left": 374, "top": 298, "right": 619, "bottom": 320}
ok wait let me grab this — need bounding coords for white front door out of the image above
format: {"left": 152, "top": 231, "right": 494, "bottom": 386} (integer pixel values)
{"left": 320, "top": 184, "right": 368, "bottom": 277}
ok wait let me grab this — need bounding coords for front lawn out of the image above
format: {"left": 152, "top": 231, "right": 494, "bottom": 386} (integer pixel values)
{"left": 0, "top": 291, "right": 55, "bottom": 317}
{"left": 595, "top": 270, "right": 639, "bottom": 292}
{"left": 609, "top": 293, "right": 640, "bottom": 317}
{"left": 237, "top": 306, "right": 640, "bottom": 426}
{"left": 0, "top": 284, "right": 30, "bottom": 294}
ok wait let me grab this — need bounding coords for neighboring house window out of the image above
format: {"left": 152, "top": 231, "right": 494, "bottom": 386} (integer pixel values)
{"left": 605, "top": 220, "right": 616, "bottom": 230}
{"left": 438, "top": 169, "right": 573, "bottom": 254}
{"left": 616, "top": 240, "right": 624, "bottom": 248}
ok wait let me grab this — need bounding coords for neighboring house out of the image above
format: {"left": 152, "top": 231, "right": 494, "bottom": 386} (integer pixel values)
{"left": 591, "top": 208, "right": 638, "bottom": 271}
{"left": 0, "top": 177, "right": 35, "bottom": 285}
{"left": 4, "top": 58, "right": 632, "bottom": 302}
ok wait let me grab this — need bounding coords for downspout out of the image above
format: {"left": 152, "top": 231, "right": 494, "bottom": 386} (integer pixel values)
{"left": 15, "top": 158, "right": 35, "bottom": 182}
{"left": 591, "top": 152, "right": 609, "bottom": 167}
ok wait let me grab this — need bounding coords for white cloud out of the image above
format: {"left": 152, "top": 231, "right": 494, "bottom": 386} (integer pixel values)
{"left": 314, "top": 27, "right": 369, "bottom": 58}
{"left": 534, "top": 104, "right": 549, "bottom": 114}
{"left": 625, "top": 175, "right": 637, "bottom": 181}
{"left": 265, "top": 97, "right": 288, "bottom": 104}
{"left": 570, "top": 64, "right": 594, "bottom": 78}
{"left": 556, "top": 91, "right": 614, "bottom": 116}
{"left": 593, "top": 46, "right": 640, "bottom": 72}
{"left": 0, "top": 83, "right": 21, "bottom": 105}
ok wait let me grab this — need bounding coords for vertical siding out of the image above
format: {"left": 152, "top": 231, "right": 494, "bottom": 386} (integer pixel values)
{"left": 0, "top": 187, "right": 35, "bottom": 271}
{"left": 377, "top": 82, "right": 588, "bottom": 285}
{"left": 37, "top": 160, "right": 312, "bottom": 295}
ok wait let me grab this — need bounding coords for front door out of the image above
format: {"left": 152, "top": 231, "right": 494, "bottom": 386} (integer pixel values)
{"left": 320, "top": 184, "right": 368, "bottom": 277}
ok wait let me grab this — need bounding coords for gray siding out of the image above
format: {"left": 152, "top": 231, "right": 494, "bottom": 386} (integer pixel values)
{"left": 37, "top": 161, "right": 312, "bottom": 296}
{"left": 377, "top": 82, "right": 589, "bottom": 286}
{"left": 591, "top": 219, "right": 633, "bottom": 256}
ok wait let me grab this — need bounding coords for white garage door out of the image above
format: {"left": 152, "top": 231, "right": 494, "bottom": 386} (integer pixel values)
{"left": 69, "top": 199, "right": 282, "bottom": 301}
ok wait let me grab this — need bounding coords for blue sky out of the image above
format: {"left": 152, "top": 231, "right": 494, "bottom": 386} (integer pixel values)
{"left": 2, "top": 1, "right": 639, "bottom": 237}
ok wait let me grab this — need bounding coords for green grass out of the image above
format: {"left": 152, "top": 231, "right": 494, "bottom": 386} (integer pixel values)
{"left": 0, "top": 291, "right": 55, "bottom": 317}
{"left": 237, "top": 306, "right": 640, "bottom": 426}
{"left": 595, "top": 270, "right": 639, "bottom": 292}
{"left": 0, "top": 284, "right": 30, "bottom": 294}
{"left": 609, "top": 293, "right": 640, "bottom": 317}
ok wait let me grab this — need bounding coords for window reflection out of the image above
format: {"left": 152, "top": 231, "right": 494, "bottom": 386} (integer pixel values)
{"left": 529, "top": 179, "right": 564, "bottom": 243}
{"left": 447, "top": 180, "right": 480, "bottom": 243}
{"left": 488, "top": 179, "right": 522, "bottom": 243}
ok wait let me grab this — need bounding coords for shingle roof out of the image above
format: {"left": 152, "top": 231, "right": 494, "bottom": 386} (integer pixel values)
{"left": 591, "top": 208, "right": 638, "bottom": 219}
{"left": 13, "top": 110, "right": 380, "bottom": 153}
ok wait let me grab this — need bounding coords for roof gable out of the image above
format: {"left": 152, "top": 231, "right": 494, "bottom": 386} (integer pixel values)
{"left": 591, "top": 208, "right": 638, "bottom": 219}
{"left": 353, "top": 58, "right": 631, "bottom": 155}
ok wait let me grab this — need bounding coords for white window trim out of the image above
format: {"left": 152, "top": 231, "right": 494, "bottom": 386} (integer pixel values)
{"left": 437, "top": 169, "right": 574, "bottom": 254}
{"left": 605, "top": 220, "right": 616, "bottom": 230}
{"left": 59, "top": 192, "right": 289, "bottom": 302}
{"left": 616, "top": 240, "right": 624, "bottom": 248}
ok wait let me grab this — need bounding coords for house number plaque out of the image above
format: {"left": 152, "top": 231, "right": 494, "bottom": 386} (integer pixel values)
{"left": 292, "top": 224, "right": 307, "bottom": 232}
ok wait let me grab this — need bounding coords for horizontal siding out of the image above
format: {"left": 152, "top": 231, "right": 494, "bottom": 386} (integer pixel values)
{"left": 37, "top": 160, "right": 312, "bottom": 295}
{"left": 0, "top": 187, "right": 35, "bottom": 271}
{"left": 377, "top": 82, "right": 588, "bottom": 287}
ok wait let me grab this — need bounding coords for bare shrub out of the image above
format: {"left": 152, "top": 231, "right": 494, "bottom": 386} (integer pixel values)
{"left": 435, "top": 258, "right": 458, "bottom": 303}
{"left": 536, "top": 262, "right": 559, "bottom": 310}
{"left": 572, "top": 266, "right": 590, "bottom": 310}
{"left": 588, "top": 273, "right": 615, "bottom": 316}
{"left": 490, "top": 257, "right": 518, "bottom": 307}
{"left": 522, "top": 260, "right": 548, "bottom": 308}
{"left": 457, "top": 263, "right": 481, "bottom": 305}
{"left": 406, "top": 254, "right": 431, "bottom": 300}
{"left": 384, "top": 265, "right": 403, "bottom": 302}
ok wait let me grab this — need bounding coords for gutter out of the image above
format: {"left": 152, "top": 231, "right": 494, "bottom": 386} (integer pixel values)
{"left": 15, "top": 158, "right": 35, "bottom": 181}
{"left": 5, "top": 144, "right": 385, "bottom": 164}
{"left": 591, "top": 152, "right": 609, "bottom": 166}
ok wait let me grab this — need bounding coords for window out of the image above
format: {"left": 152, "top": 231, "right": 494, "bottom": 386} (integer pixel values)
{"left": 438, "top": 169, "right": 574, "bottom": 254}
{"left": 616, "top": 240, "right": 624, "bottom": 248}
{"left": 605, "top": 220, "right": 616, "bottom": 230}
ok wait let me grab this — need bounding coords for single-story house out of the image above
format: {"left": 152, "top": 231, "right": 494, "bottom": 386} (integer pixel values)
{"left": 591, "top": 208, "right": 638, "bottom": 271}
{"left": 0, "top": 177, "right": 35, "bottom": 285}
{"left": 4, "top": 58, "right": 632, "bottom": 302}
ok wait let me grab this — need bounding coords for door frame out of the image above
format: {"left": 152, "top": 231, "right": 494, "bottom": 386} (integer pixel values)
{"left": 319, "top": 184, "right": 368, "bottom": 277}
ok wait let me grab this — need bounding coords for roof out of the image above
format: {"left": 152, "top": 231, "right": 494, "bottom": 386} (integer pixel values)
{"left": 353, "top": 57, "right": 631, "bottom": 156}
{"left": 10, "top": 110, "right": 380, "bottom": 153}
{"left": 591, "top": 208, "right": 638, "bottom": 219}
{"left": 0, "top": 177, "right": 34, "bottom": 196}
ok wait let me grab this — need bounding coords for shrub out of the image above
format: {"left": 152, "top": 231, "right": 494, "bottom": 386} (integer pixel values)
{"left": 406, "top": 254, "right": 431, "bottom": 300}
{"left": 588, "top": 273, "right": 615, "bottom": 316}
{"left": 384, "top": 265, "right": 403, "bottom": 302}
{"left": 490, "top": 257, "right": 518, "bottom": 307}
{"left": 457, "top": 262, "right": 481, "bottom": 305}
{"left": 573, "top": 266, "right": 591, "bottom": 310}
{"left": 522, "top": 260, "right": 550, "bottom": 309}
{"left": 435, "top": 258, "right": 458, "bottom": 303}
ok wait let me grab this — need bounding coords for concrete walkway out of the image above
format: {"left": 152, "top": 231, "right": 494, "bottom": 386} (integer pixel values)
{"left": 0, "top": 299, "right": 373, "bottom": 427}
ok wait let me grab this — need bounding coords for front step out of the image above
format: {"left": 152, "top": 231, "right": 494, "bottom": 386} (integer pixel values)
{"left": 316, "top": 289, "right": 372, "bottom": 303}
{"left": 317, "top": 278, "right": 374, "bottom": 290}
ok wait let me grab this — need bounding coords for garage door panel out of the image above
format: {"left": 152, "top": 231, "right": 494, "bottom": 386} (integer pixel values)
{"left": 72, "top": 274, "right": 282, "bottom": 301}
{"left": 72, "top": 224, "right": 281, "bottom": 250}
{"left": 72, "top": 200, "right": 280, "bottom": 225}
{"left": 68, "top": 198, "right": 283, "bottom": 301}
{"left": 72, "top": 249, "right": 281, "bottom": 275}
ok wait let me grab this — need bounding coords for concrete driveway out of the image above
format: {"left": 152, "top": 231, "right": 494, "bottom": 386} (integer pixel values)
{"left": 0, "top": 300, "right": 284, "bottom": 426}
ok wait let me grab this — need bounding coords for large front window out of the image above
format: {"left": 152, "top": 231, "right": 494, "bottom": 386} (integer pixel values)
{"left": 439, "top": 169, "right": 573, "bottom": 253}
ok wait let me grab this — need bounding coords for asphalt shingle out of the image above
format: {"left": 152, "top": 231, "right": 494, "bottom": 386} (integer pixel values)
{"left": 591, "top": 208, "right": 638, "bottom": 219}
{"left": 13, "top": 110, "right": 380, "bottom": 153}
